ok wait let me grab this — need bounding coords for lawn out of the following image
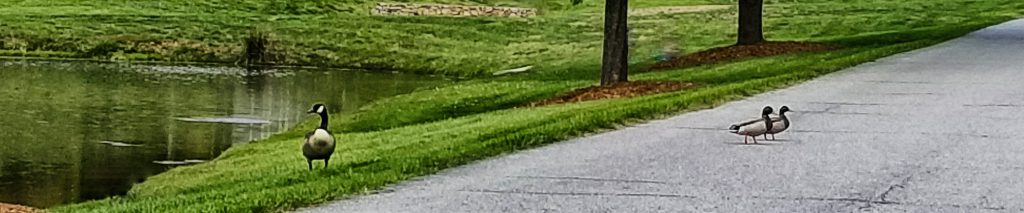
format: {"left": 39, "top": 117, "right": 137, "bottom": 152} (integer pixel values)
{"left": 11, "top": 0, "right": 1022, "bottom": 212}
{"left": 1, "top": 0, "right": 715, "bottom": 76}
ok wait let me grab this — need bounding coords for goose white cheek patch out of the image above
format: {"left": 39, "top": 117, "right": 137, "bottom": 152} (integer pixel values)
{"left": 316, "top": 106, "right": 325, "bottom": 114}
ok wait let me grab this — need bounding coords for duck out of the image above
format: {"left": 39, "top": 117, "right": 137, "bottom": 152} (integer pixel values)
{"left": 729, "top": 106, "right": 773, "bottom": 144}
{"left": 766, "top": 106, "right": 791, "bottom": 140}
{"left": 303, "top": 103, "right": 336, "bottom": 170}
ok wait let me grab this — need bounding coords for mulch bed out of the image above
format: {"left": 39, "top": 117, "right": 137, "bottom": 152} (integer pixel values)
{"left": 528, "top": 41, "right": 835, "bottom": 106}
{"left": 0, "top": 203, "right": 41, "bottom": 213}
{"left": 648, "top": 41, "right": 840, "bottom": 71}
{"left": 531, "top": 80, "right": 698, "bottom": 106}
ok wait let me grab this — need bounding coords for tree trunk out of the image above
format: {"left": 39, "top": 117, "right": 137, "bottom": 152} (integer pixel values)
{"left": 737, "top": 0, "right": 765, "bottom": 45}
{"left": 600, "top": 0, "right": 629, "bottom": 86}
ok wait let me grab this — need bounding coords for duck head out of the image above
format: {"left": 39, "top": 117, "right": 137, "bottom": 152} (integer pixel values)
{"left": 778, "top": 106, "right": 790, "bottom": 115}
{"left": 761, "top": 106, "right": 774, "bottom": 116}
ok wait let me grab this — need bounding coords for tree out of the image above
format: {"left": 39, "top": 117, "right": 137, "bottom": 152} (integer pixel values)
{"left": 737, "top": 0, "right": 765, "bottom": 45}
{"left": 600, "top": 0, "right": 629, "bottom": 86}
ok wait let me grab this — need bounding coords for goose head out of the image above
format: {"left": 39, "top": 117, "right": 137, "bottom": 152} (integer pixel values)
{"left": 307, "top": 103, "right": 327, "bottom": 115}
{"left": 308, "top": 103, "right": 330, "bottom": 129}
{"left": 778, "top": 106, "right": 790, "bottom": 115}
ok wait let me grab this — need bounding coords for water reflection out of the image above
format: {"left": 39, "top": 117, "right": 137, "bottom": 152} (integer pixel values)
{"left": 0, "top": 61, "right": 444, "bottom": 207}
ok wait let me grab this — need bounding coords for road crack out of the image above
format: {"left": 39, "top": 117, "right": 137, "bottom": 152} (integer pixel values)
{"left": 859, "top": 150, "right": 944, "bottom": 210}
{"left": 876, "top": 175, "right": 912, "bottom": 203}
{"left": 963, "top": 104, "right": 1024, "bottom": 108}
{"left": 807, "top": 101, "right": 887, "bottom": 106}
{"left": 461, "top": 189, "right": 1021, "bottom": 211}
{"left": 749, "top": 195, "right": 897, "bottom": 205}
{"left": 509, "top": 175, "right": 672, "bottom": 185}
{"left": 461, "top": 189, "right": 696, "bottom": 198}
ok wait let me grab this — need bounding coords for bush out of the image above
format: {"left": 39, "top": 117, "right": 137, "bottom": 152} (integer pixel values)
{"left": 82, "top": 41, "right": 123, "bottom": 58}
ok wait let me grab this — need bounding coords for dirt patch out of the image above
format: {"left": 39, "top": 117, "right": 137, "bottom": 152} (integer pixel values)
{"left": 0, "top": 203, "right": 41, "bottom": 213}
{"left": 631, "top": 5, "right": 731, "bottom": 16}
{"left": 532, "top": 81, "right": 698, "bottom": 106}
{"left": 648, "top": 41, "right": 840, "bottom": 71}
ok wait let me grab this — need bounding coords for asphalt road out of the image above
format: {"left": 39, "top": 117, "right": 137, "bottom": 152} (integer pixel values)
{"left": 301, "top": 19, "right": 1024, "bottom": 212}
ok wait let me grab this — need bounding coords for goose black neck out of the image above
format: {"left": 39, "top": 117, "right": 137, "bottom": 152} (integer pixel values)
{"left": 318, "top": 112, "right": 329, "bottom": 130}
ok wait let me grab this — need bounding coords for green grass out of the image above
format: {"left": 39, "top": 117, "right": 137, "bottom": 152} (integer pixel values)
{"left": 7, "top": 0, "right": 1019, "bottom": 76}
{"left": 336, "top": 80, "right": 589, "bottom": 132}
{"left": 19, "top": 0, "right": 1024, "bottom": 212}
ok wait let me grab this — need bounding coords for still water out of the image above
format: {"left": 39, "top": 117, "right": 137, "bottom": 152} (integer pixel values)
{"left": 0, "top": 61, "right": 445, "bottom": 208}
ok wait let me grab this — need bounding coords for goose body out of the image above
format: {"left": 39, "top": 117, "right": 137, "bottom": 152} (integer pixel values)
{"left": 729, "top": 106, "right": 773, "bottom": 144}
{"left": 303, "top": 104, "right": 336, "bottom": 170}
{"left": 766, "top": 106, "right": 791, "bottom": 140}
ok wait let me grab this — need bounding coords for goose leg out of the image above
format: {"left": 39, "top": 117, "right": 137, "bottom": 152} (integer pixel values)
{"left": 771, "top": 134, "right": 776, "bottom": 140}
{"left": 753, "top": 136, "right": 759, "bottom": 144}
{"left": 307, "top": 160, "right": 313, "bottom": 171}
{"left": 324, "top": 158, "right": 329, "bottom": 169}
{"left": 763, "top": 134, "right": 768, "bottom": 140}
{"left": 744, "top": 136, "right": 749, "bottom": 144}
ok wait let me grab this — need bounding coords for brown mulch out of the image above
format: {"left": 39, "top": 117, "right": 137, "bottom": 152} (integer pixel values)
{"left": 0, "top": 203, "right": 41, "bottom": 213}
{"left": 532, "top": 81, "right": 699, "bottom": 106}
{"left": 648, "top": 41, "right": 840, "bottom": 71}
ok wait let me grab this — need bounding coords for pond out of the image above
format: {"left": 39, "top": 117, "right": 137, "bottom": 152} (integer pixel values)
{"left": 0, "top": 61, "right": 446, "bottom": 208}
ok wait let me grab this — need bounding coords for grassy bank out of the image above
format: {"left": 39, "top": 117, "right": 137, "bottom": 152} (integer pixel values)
{"left": 27, "top": 0, "right": 1024, "bottom": 212}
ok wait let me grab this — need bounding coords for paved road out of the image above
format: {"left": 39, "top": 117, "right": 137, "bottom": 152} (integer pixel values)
{"left": 301, "top": 20, "right": 1024, "bottom": 212}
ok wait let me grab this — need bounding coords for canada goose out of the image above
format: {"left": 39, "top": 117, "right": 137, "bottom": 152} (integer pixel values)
{"left": 767, "top": 106, "right": 791, "bottom": 140}
{"left": 729, "top": 106, "right": 773, "bottom": 144}
{"left": 303, "top": 103, "right": 336, "bottom": 170}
